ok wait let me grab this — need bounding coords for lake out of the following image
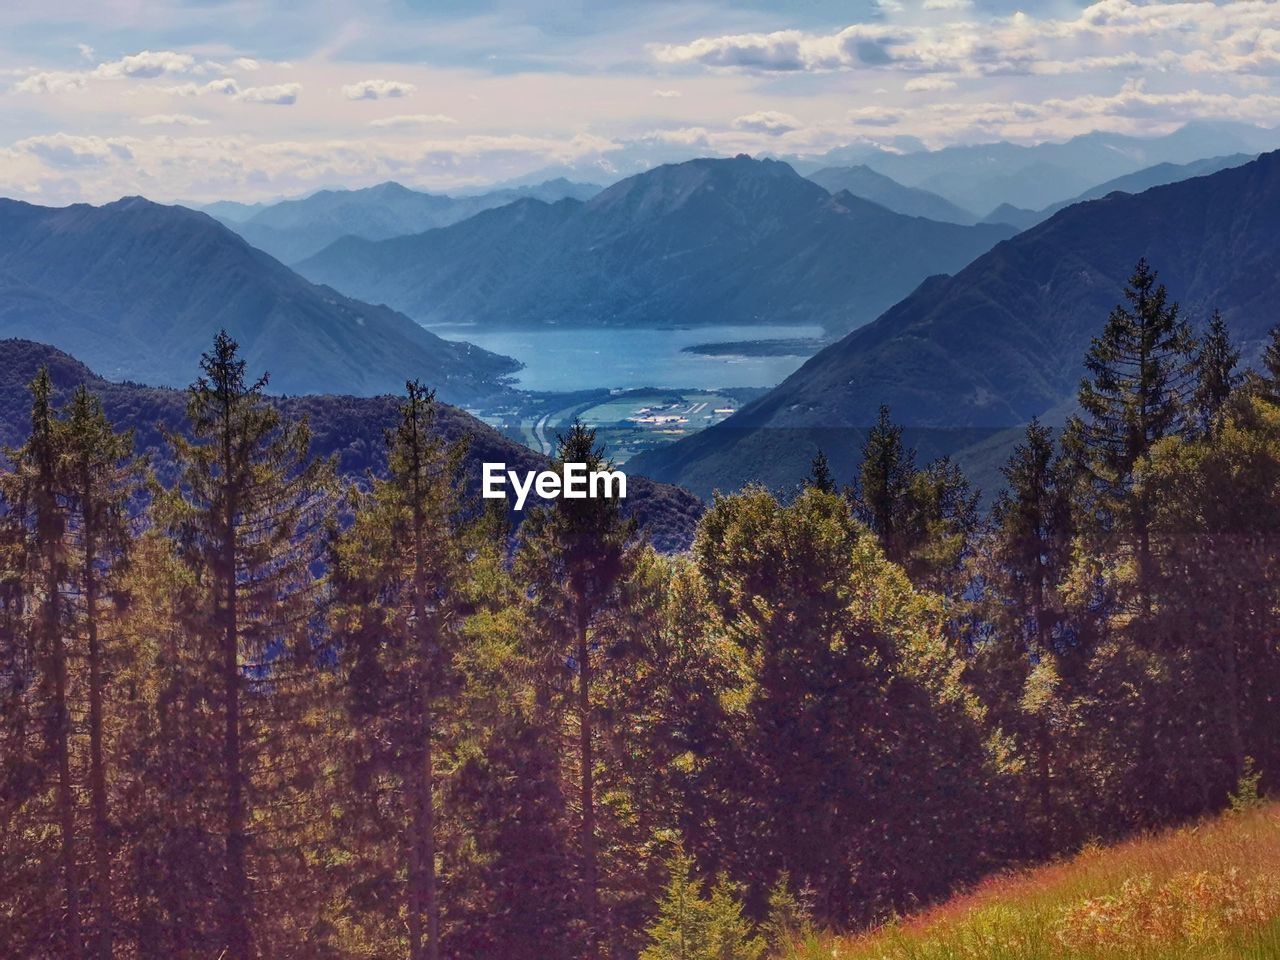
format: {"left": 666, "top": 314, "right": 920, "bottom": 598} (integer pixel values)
{"left": 428, "top": 324, "right": 826, "bottom": 392}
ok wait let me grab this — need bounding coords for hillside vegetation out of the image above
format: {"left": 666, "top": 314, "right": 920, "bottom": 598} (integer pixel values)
{"left": 786, "top": 804, "right": 1280, "bottom": 960}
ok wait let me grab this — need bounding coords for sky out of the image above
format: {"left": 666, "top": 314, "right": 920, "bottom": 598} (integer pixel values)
{"left": 1, "top": 0, "right": 1278, "bottom": 203}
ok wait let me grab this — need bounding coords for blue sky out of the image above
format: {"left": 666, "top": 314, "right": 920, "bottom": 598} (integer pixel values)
{"left": 1, "top": 0, "right": 1277, "bottom": 203}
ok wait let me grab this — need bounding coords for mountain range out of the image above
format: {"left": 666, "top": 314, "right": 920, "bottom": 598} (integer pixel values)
{"left": 838, "top": 121, "right": 1280, "bottom": 215}
{"left": 0, "top": 197, "right": 519, "bottom": 402}
{"left": 208, "top": 178, "right": 602, "bottom": 263}
{"left": 0, "top": 339, "right": 702, "bottom": 552}
{"left": 297, "top": 155, "right": 1015, "bottom": 333}
{"left": 630, "top": 149, "right": 1280, "bottom": 498}
{"left": 806, "top": 165, "right": 976, "bottom": 224}
{"left": 981, "top": 154, "right": 1256, "bottom": 230}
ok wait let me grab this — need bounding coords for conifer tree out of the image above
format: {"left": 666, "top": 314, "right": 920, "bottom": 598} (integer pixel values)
{"left": 854, "top": 405, "right": 914, "bottom": 563}
{"left": 988, "top": 418, "right": 1074, "bottom": 841}
{"left": 164, "top": 332, "right": 333, "bottom": 960}
{"left": 805, "top": 449, "right": 835, "bottom": 494}
{"left": 1070, "top": 258, "right": 1196, "bottom": 610}
{"left": 2, "top": 369, "right": 84, "bottom": 960}
{"left": 1193, "top": 310, "right": 1239, "bottom": 432}
{"left": 332, "top": 381, "right": 469, "bottom": 960}
{"left": 761, "top": 872, "right": 813, "bottom": 952}
{"left": 639, "top": 849, "right": 709, "bottom": 960}
{"left": 63, "top": 385, "right": 145, "bottom": 960}
{"left": 704, "top": 875, "right": 765, "bottom": 960}
{"left": 516, "top": 422, "right": 639, "bottom": 957}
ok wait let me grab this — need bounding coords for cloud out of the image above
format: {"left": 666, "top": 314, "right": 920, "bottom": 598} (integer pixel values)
{"left": 237, "top": 83, "right": 301, "bottom": 105}
{"left": 15, "top": 71, "right": 89, "bottom": 94}
{"left": 369, "top": 113, "right": 458, "bottom": 127}
{"left": 167, "top": 78, "right": 241, "bottom": 97}
{"left": 848, "top": 106, "right": 901, "bottom": 126}
{"left": 342, "top": 79, "right": 417, "bottom": 100}
{"left": 138, "top": 114, "right": 210, "bottom": 126}
{"left": 232, "top": 58, "right": 260, "bottom": 72}
{"left": 650, "top": 1, "right": 1280, "bottom": 80}
{"left": 732, "top": 110, "right": 801, "bottom": 135}
{"left": 15, "top": 49, "right": 222, "bottom": 96}
{"left": 904, "top": 76, "right": 957, "bottom": 92}
{"left": 13, "top": 133, "right": 134, "bottom": 168}
{"left": 651, "top": 89, "right": 682, "bottom": 98}
{"left": 95, "top": 50, "right": 196, "bottom": 79}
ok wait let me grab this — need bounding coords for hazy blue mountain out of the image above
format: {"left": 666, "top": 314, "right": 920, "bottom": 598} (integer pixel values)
{"left": 200, "top": 198, "right": 274, "bottom": 223}
{"left": 298, "top": 155, "right": 1015, "bottom": 334}
{"left": 213, "top": 178, "right": 602, "bottom": 262}
{"left": 980, "top": 153, "right": 1257, "bottom": 229}
{"left": 807, "top": 165, "right": 977, "bottom": 223}
{"left": 0, "top": 197, "right": 519, "bottom": 402}
{"left": 854, "top": 121, "right": 1280, "bottom": 214}
{"left": 630, "top": 149, "right": 1280, "bottom": 498}
{"left": 0, "top": 338, "right": 702, "bottom": 552}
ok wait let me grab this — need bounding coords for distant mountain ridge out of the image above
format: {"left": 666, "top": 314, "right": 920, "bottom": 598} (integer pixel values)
{"left": 0, "top": 197, "right": 519, "bottom": 402}
{"left": 980, "top": 154, "right": 1256, "bottom": 229}
{"left": 297, "top": 155, "right": 1015, "bottom": 333}
{"left": 0, "top": 338, "right": 702, "bottom": 552}
{"left": 842, "top": 121, "right": 1280, "bottom": 214}
{"left": 630, "top": 149, "right": 1280, "bottom": 498}
{"left": 806, "top": 165, "right": 976, "bottom": 224}
{"left": 211, "top": 178, "right": 602, "bottom": 263}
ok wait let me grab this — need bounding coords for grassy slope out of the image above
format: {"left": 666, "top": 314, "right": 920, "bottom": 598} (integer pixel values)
{"left": 787, "top": 804, "right": 1280, "bottom": 960}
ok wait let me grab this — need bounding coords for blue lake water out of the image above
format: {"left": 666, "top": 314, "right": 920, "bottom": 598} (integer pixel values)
{"left": 429, "top": 324, "right": 826, "bottom": 392}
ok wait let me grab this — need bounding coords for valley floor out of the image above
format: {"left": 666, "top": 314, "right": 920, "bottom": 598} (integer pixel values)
{"left": 786, "top": 803, "right": 1280, "bottom": 960}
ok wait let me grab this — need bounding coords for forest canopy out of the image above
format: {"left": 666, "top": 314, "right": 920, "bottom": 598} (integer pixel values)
{"left": 1, "top": 259, "right": 1277, "bottom": 960}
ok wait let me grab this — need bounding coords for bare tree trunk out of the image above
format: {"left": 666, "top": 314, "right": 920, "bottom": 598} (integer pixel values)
{"left": 578, "top": 610, "right": 598, "bottom": 959}
{"left": 49, "top": 535, "right": 85, "bottom": 960}
{"left": 222, "top": 447, "right": 250, "bottom": 960}
{"left": 84, "top": 492, "right": 113, "bottom": 960}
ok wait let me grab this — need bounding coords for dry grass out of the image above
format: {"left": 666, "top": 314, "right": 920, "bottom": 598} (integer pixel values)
{"left": 783, "top": 804, "right": 1280, "bottom": 960}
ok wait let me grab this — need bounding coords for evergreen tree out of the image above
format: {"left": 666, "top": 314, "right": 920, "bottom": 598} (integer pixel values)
{"left": 516, "top": 422, "right": 639, "bottom": 957}
{"left": 1193, "top": 310, "right": 1239, "bottom": 432}
{"left": 854, "top": 405, "right": 914, "bottom": 564}
{"left": 1070, "top": 258, "right": 1196, "bottom": 610}
{"left": 805, "top": 449, "right": 835, "bottom": 494}
{"left": 761, "top": 872, "right": 813, "bottom": 952}
{"left": 1, "top": 369, "right": 84, "bottom": 960}
{"left": 986, "top": 419, "right": 1074, "bottom": 845}
{"left": 332, "top": 381, "right": 469, "bottom": 960}
{"left": 704, "top": 875, "right": 765, "bottom": 960}
{"left": 164, "top": 332, "right": 333, "bottom": 960}
{"left": 63, "top": 386, "right": 146, "bottom": 960}
{"left": 639, "top": 850, "right": 709, "bottom": 960}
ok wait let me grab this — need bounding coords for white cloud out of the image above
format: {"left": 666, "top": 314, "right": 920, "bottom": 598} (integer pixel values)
{"left": 369, "top": 113, "right": 458, "bottom": 127}
{"left": 13, "top": 133, "right": 134, "bottom": 168}
{"left": 732, "top": 110, "right": 801, "bottom": 135}
{"left": 232, "top": 58, "right": 261, "bottom": 72}
{"left": 904, "top": 76, "right": 957, "bottom": 92}
{"left": 15, "top": 71, "right": 89, "bottom": 94}
{"left": 236, "top": 83, "right": 301, "bottom": 105}
{"left": 138, "top": 113, "right": 210, "bottom": 126}
{"left": 651, "top": 89, "right": 682, "bottom": 98}
{"left": 76, "top": 44, "right": 95, "bottom": 61}
{"left": 167, "top": 77, "right": 241, "bottom": 97}
{"left": 650, "top": 1, "right": 1280, "bottom": 80}
{"left": 342, "top": 78, "right": 416, "bottom": 100}
{"left": 95, "top": 50, "right": 196, "bottom": 80}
